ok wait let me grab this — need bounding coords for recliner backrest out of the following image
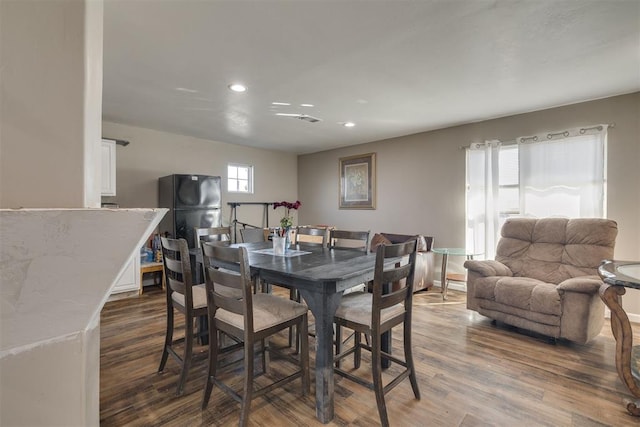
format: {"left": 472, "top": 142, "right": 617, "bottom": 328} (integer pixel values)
{"left": 495, "top": 217, "right": 617, "bottom": 283}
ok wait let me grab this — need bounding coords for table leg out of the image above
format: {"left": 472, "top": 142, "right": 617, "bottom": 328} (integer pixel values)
{"left": 599, "top": 283, "right": 640, "bottom": 416}
{"left": 298, "top": 289, "right": 343, "bottom": 424}
{"left": 440, "top": 253, "right": 449, "bottom": 300}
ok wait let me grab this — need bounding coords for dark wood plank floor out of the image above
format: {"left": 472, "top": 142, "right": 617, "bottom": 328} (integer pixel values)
{"left": 100, "top": 287, "right": 640, "bottom": 426}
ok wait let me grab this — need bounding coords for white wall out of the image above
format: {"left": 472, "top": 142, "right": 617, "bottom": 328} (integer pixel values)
{"left": 0, "top": 0, "right": 103, "bottom": 208}
{"left": 101, "top": 121, "right": 299, "bottom": 237}
{"left": 298, "top": 92, "right": 640, "bottom": 314}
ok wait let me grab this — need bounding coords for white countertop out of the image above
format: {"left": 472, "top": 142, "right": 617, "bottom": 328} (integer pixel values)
{"left": 0, "top": 208, "right": 167, "bottom": 356}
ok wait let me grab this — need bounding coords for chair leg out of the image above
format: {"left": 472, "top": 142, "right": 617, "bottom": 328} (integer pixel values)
{"left": 335, "top": 324, "right": 342, "bottom": 368}
{"left": 239, "top": 339, "right": 254, "bottom": 427}
{"left": 354, "top": 332, "right": 362, "bottom": 369}
{"left": 158, "top": 305, "right": 174, "bottom": 373}
{"left": 288, "top": 288, "right": 298, "bottom": 349}
{"left": 371, "top": 332, "right": 389, "bottom": 427}
{"left": 262, "top": 337, "right": 270, "bottom": 375}
{"left": 300, "top": 313, "right": 310, "bottom": 395}
{"left": 403, "top": 319, "right": 420, "bottom": 400}
{"left": 176, "top": 315, "right": 194, "bottom": 395}
{"left": 202, "top": 323, "right": 219, "bottom": 410}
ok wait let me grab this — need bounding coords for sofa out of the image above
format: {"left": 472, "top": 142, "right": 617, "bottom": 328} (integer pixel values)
{"left": 370, "top": 233, "right": 435, "bottom": 292}
{"left": 464, "top": 217, "right": 617, "bottom": 344}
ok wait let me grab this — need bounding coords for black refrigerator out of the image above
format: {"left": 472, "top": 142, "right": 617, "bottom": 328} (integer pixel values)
{"left": 158, "top": 174, "right": 222, "bottom": 248}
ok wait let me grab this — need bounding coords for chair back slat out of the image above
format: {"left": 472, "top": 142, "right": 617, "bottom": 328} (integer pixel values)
{"left": 240, "top": 227, "right": 266, "bottom": 243}
{"left": 206, "top": 266, "right": 245, "bottom": 314}
{"left": 329, "top": 229, "right": 370, "bottom": 252}
{"left": 294, "top": 226, "right": 328, "bottom": 247}
{"left": 201, "top": 240, "right": 234, "bottom": 268}
{"left": 166, "top": 276, "right": 186, "bottom": 296}
{"left": 194, "top": 226, "right": 231, "bottom": 248}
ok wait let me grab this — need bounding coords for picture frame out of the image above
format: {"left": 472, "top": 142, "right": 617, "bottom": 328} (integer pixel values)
{"left": 339, "top": 153, "right": 376, "bottom": 209}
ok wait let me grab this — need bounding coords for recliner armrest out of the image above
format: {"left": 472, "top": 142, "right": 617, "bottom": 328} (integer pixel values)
{"left": 556, "top": 275, "right": 603, "bottom": 295}
{"left": 464, "top": 260, "right": 512, "bottom": 277}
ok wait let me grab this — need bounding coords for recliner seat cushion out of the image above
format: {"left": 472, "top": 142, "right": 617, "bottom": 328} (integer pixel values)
{"left": 474, "top": 276, "right": 561, "bottom": 316}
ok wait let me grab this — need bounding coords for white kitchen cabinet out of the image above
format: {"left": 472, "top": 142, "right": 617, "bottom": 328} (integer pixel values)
{"left": 111, "top": 253, "right": 139, "bottom": 294}
{"left": 101, "top": 138, "right": 116, "bottom": 196}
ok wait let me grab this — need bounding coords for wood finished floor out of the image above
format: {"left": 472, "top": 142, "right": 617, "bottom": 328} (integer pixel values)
{"left": 100, "top": 287, "right": 640, "bottom": 426}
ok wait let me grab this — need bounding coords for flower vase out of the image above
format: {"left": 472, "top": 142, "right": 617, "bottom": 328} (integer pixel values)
{"left": 284, "top": 228, "right": 292, "bottom": 250}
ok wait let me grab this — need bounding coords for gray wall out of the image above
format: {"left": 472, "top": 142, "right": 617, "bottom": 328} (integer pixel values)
{"left": 298, "top": 92, "right": 640, "bottom": 313}
{"left": 102, "top": 121, "right": 299, "bottom": 235}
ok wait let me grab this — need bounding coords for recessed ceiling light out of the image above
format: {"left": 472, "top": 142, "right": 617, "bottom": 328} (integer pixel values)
{"left": 343, "top": 122, "right": 356, "bottom": 128}
{"left": 228, "top": 83, "right": 247, "bottom": 92}
{"left": 300, "top": 103, "right": 314, "bottom": 107}
{"left": 276, "top": 113, "right": 302, "bottom": 117}
{"left": 272, "top": 102, "right": 290, "bottom": 106}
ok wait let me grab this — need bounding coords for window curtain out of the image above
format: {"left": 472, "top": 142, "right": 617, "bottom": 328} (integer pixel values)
{"left": 518, "top": 126, "right": 607, "bottom": 218}
{"left": 466, "top": 125, "right": 607, "bottom": 261}
{"left": 466, "top": 141, "right": 500, "bottom": 259}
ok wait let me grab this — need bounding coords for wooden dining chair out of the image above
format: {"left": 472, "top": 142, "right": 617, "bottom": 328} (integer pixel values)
{"left": 333, "top": 239, "right": 420, "bottom": 427}
{"left": 284, "top": 226, "right": 328, "bottom": 348}
{"left": 239, "top": 227, "right": 266, "bottom": 243}
{"left": 201, "top": 243, "right": 310, "bottom": 427}
{"left": 193, "top": 226, "right": 231, "bottom": 282}
{"left": 328, "top": 229, "right": 371, "bottom": 356}
{"left": 158, "top": 237, "right": 208, "bottom": 395}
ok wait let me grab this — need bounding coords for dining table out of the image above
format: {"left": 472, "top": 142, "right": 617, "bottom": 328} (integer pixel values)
{"left": 192, "top": 241, "right": 390, "bottom": 424}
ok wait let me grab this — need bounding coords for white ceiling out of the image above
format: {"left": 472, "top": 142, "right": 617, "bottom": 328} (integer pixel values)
{"left": 103, "top": 0, "right": 640, "bottom": 154}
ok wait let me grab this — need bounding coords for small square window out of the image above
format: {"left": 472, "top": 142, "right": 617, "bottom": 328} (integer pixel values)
{"left": 228, "top": 164, "right": 253, "bottom": 193}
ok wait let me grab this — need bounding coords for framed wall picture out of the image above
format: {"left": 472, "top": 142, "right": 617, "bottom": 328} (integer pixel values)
{"left": 339, "top": 153, "right": 376, "bottom": 209}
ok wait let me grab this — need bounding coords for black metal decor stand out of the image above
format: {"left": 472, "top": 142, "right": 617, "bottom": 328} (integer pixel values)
{"left": 228, "top": 202, "right": 275, "bottom": 243}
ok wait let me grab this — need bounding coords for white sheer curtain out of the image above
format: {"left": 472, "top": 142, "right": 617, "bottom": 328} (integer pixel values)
{"left": 466, "top": 141, "right": 500, "bottom": 259}
{"left": 466, "top": 125, "right": 607, "bottom": 260}
{"left": 518, "top": 125, "right": 607, "bottom": 218}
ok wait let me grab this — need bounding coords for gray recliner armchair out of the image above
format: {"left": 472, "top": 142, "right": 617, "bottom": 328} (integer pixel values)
{"left": 464, "top": 217, "right": 617, "bottom": 344}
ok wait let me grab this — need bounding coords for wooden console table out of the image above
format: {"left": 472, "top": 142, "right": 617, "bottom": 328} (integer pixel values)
{"left": 598, "top": 260, "right": 640, "bottom": 416}
{"left": 140, "top": 261, "right": 164, "bottom": 295}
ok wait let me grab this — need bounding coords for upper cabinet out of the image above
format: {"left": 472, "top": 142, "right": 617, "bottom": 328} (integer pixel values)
{"left": 101, "top": 138, "right": 116, "bottom": 196}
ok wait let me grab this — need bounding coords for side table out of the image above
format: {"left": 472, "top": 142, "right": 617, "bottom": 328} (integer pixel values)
{"left": 598, "top": 260, "right": 640, "bottom": 416}
{"left": 140, "top": 261, "right": 165, "bottom": 295}
{"left": 432, "top": 248, "right": 480, "bottom": 300}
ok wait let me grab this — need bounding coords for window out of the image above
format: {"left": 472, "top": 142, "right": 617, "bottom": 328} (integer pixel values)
{"left": 227, "top": 164, "right": 253, "bottom": 193}
{"left": 466, "top": 125, "right": 607, "bottom": 259}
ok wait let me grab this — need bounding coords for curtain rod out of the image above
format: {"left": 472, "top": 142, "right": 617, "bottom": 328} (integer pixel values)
{"left": 458, "top": 123, "right": 614, "bottom": 150}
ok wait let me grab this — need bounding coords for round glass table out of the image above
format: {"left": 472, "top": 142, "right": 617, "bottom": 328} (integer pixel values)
{"left": 432, "top": 248, "right": 481, "bottom": 300}
{"left": 598, "top": 260, "right": 640, "bottom": 416}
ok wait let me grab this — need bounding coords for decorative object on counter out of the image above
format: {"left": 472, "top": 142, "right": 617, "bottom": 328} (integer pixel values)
{"left": 273, "top": 200, "right": 301, "bottom": 249}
